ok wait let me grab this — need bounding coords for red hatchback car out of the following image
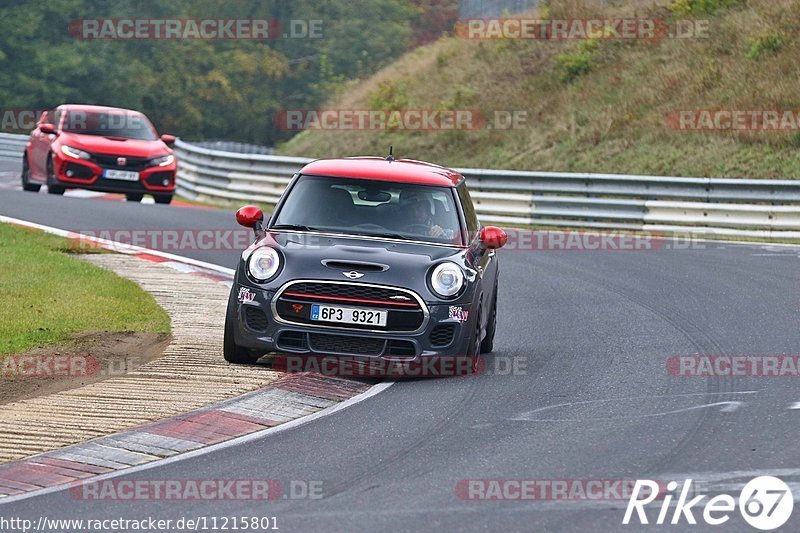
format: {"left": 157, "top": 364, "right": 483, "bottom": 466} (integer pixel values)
{"left": 22, "top": 104, "right": 177, "bottom": 204}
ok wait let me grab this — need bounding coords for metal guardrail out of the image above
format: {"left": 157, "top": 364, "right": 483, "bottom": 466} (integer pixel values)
{"left": 0, "top": 132, "right": 28, "bottom": 160}
{"left": 191, "top": 140, "right": 273, "bottom": 155}
{"left": 173, "top": 139, "right": 800, "bottom": 241}
{"left": 1, "top": 133, "right": 798, "bottom": 240}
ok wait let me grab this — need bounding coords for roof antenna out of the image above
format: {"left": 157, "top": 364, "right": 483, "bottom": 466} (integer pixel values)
{"left": 385, "top": 146, "right": 395, "bottom": 162}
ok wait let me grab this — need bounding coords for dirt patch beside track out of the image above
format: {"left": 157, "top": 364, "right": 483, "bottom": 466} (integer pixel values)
{"left": 0, "top": 332, "right": 170, "bottom": 405}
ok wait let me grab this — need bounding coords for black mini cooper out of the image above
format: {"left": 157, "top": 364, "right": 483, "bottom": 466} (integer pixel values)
{"left": 224, "top": 156, "right": 507, "bottom": 374}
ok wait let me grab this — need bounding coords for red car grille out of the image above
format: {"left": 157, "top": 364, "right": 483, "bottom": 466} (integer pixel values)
{"left": 90, "top": 153, "right": 150, "bottom": 171}
{"left": 275, "top": 281, "right": 425, "bottom": 332}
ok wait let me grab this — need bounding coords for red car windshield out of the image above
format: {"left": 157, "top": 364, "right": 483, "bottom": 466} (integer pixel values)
{"left": 272, "top": 175, "right": 464, "bottom": 245}
{"left": 60, "top": 110, "right": 157, "bottom": 141}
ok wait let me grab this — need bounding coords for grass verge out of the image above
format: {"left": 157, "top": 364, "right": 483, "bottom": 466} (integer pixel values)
{"left": 0, "top": 223, "right": 171, "bottom": 355}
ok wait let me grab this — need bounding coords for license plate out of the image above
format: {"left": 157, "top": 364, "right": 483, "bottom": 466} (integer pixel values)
{"left": 311, "top": 304, "right": 387, "bottom": 327}
{"left": 103, "top": 168, "right": 139, "bottom": 181}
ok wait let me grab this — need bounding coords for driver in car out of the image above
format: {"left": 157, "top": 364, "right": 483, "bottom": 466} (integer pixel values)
{"left": 401, "top": 191, "right": 455, "bottom": 239}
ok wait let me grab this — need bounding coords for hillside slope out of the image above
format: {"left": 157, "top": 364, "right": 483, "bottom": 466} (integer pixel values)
{"left": 279, "top": 0, "right": 800, "bottom": 178}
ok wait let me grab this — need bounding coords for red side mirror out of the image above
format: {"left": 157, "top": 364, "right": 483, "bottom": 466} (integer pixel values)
{"left": 160, "top": 134, "right": 176, "bottom": 147}
{"left": 480, "top": 226, "right": 508, "bottom": 250}
{"left": 40, "top": 123, "right": 56, "bottom": 134}
{"left": 236, "top": 205, "right": 264, "bottom": 228}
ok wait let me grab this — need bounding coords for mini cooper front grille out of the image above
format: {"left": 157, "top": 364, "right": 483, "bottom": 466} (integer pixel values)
{"left": 430, "top": 325, "right": 456, "bottom": 347}
{"left": 274, "top": 281, "right": 426, "bottom": 332}
{"left": 244, "top": 307, "right": 268, "bottom": 332}
{"left": 285, "top": 282, "right": 419, "bottom": 308}
{"left": 308, "top": 333, "right": 385, "bottom": 356}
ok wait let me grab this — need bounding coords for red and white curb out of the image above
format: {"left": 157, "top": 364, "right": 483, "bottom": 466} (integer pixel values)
{"left": 0, "top": 374, "right": 381, "bottom": 500}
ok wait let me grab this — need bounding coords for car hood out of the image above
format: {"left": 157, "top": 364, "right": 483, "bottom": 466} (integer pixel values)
{"left": 59, "top": 132, "right": 170, "bottom": 158}
{"left": 250, "top": 230, "right": 474, "bottom": 300}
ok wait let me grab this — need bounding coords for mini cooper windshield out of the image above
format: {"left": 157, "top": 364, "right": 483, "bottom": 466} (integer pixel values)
{"left": 272, "top": 175, "right": 464, "bottom": 245}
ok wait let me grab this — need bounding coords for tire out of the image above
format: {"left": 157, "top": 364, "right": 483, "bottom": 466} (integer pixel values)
{"left": 21, "top": 155, "right": 41, "bottom": 192}
{"left": 46, "top": 156, "right": 65, "bottom": 195}
{"left": 480, "top": 284, "right": 498, "bottom": 354}
{"left": 466, "top": 304, "right": 483, "bottom": 374}
{"left": 125, "top": 193, "right": 144, "bottom": 202}
{"left": 223, "top": 289, "right": 261, "bottom": 365}
{"left": 153, "top": 194, "right": 173, "bottom": 205}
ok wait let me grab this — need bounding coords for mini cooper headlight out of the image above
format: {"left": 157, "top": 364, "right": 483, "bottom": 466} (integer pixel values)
{"left": 247, "top": 246, "right": 281, "bottom": 282}
{"left": 61, "top": 145, "right": 91, "bottom": 160}
{"left": 429, "top": 262, "right": 465, "bottom": 298}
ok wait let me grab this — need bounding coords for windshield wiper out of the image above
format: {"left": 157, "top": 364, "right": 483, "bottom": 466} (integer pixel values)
{"left": 364, "top": 232, "right": 413, "bottom": 241}
{"left": 270, "top": 223, "right": 322, "bottom": 232}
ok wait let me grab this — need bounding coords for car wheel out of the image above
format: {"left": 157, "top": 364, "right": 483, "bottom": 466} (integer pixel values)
{"left": 223, "top": 289, "right": 261, "bottom": 365}
{"left": 125, "top": 193, "right": 144, "bottom": 202}
{"left": 21, "top": 155, "right": 41, "bottom": 192}
{"left": 153, "top": 194, "right": 173, "bottom": 205}
{"left": 46, "top": 156, "right": 65, "bottom": 195}
{"left": 480, "top": 284, "right": 497, "bottom": 354}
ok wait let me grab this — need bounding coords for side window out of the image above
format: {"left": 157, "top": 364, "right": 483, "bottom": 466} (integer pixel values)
{"left": 52, "top": 109, "right": 62, "bottom": 130}
{"left": 457, "top": 182, "right": 479, "bottom": 239}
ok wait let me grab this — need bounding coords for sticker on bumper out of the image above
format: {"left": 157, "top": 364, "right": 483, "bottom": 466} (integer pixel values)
{"left": 238, "top": 287, "right": 256, "bottom": 303}
{"left": 449, "top": 306, "right": 469, "bottom": 322}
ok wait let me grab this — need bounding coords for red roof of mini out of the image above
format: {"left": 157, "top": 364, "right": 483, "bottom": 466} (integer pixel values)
{"left": 299, "top": 157, "right": 464, "bottom": 187}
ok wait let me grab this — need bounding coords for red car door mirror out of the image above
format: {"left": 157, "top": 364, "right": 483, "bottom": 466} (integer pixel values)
{"left": 39, "top": 123, "right": 56, "bottom": 135}
{"left": 236, "top": 205, "right": 264, "bottom": 228}
{"left": 480, "top": 226, "right": 508, "bottom": 250}
{"left": 160, "top": 134, "right": 176, "bottom": 147}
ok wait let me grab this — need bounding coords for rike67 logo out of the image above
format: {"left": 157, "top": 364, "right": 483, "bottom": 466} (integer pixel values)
{"left": 624, "top": 476, "right": 794, "bottom": 530}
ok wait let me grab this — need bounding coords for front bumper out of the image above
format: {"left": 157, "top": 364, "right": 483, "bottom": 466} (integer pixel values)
{"left": 232, "top": 282, "right": 475, "bottom": 363}
{"left": 52, "top": 153, "right": 176, "bottom": 194}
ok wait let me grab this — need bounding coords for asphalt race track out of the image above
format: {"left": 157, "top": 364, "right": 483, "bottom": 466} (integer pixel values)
{"left": 1, "top": 157, "right": 799, "bottom": 531}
